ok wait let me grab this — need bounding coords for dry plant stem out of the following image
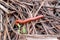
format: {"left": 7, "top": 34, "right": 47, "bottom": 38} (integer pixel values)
{"left": 44, "top": 5, "right": 60, "bottom": 9}
{"left": 4, "top": 29, "right": 7, "bottom": 40}
{"left": 30, "top": 22, "right": 36, "bottom": 34}
{"left": 0, "top": 4, "right": 9, "bottom": 14}
{"left": 4, "top": 23, "right": 11, "bottom": 40}
{"left": 0, "top": 10, "right": 3, "bottom": 40}
{"left": 7, "top": 0, "right": 9, "bottom": 4}
{"left": 29, "top": 21, "right": 37, "bottom": 34}
{"left": 30, "top": 5, "right": 37, "bottom": 34}
{"left": 41, "top": 22, "right": 49, "bottom": 35}
{"left": 29, "top": 0, "right": 46, "bottom": 34}
{"left": 19, "top": 35, "right": 27, "bottom": 40}
{"left": 4, "top": 14, "right": 11, "bottom": 40}
{"left": 27, "top": 23, "right": 33, "bottom": 34}
{"left": 12, "top": 5, "right": 25, "bottom": 19}
{"left": 0, "top": 1, "right": 9, "bottom": 6}
{"left": 16, "top": 34, "right": 19, "bottom": 40}
{"left": 14, "top": 0, "right": 33, "bottom": 6}
{"left": 27, "top": 7, "right": 37, "bottom": 34}
{"left": 5, "top": 14, "right": 19, "bottom": 36}
{"left": 0, "top": 0, "right": 3, "bottom": 1}
{"left": 18, "top": 7, "right": 26, "bottom": 19}
{"left": 0, "top": 32, "right": 2, "bottom": 40}
{"left": 12, "top": 0, "right": 32, "bottom": 18}
{"left": 34, "top": 0, "right": 46, "bottom": 17}
{"left": 29, "top": 27, "right": 33, "bottom": 33}
{"left": 30, "top": 18, "right": 37, "bottom": 34}
{"left": 28, "top": 7, "right": 37, "bottom": 34}
{"left": 27, "top": 23, "right": 31, "bottom": 34}
{"left": 10, "top": 0, "right": 27, "bottom": 9}
{"left": 13, "top": 14, "right": 20, "bottom": 19}
{"left": 0, "top": 12, "right": 3, "bottom": 32}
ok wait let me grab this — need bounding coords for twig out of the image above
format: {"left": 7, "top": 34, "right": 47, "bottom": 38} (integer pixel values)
{"left": 4, "top": 29, "right": 7, "bottom": 40}
{"left": 4, "top": 14, "right": 11, "bottom": 40}
{"left": 0, "top": 4, "right": 9, "bottom": 13}
{"left": 0, "top": 32, "right": 2, "bottom": 40}
{"left": 34, "top": 0, "right": 46, "bottom": 17}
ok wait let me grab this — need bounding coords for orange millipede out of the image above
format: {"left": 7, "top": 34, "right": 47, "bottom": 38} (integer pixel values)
{"left": 15, "top": 15, "right": 44, "bottom": 24}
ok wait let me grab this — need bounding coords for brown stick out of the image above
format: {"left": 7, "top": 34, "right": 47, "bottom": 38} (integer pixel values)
{"left": 0, "top": 32, "right": 2, "bottom": 40}
{"left": 4, "top": 29, "right": 7, "bottom": 40}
